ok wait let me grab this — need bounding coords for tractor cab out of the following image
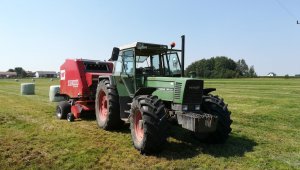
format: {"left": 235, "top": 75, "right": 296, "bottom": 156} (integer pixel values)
{"left": 110, "top": 42, "right": 184, "bottom": 97}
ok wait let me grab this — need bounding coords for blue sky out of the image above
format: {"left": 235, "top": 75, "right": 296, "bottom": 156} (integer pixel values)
{"left": 0, "top": 0, "right": 299, "bottom": 76}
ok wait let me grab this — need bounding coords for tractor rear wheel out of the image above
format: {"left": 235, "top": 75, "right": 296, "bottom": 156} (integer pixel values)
{"left": 195, "top": 95, "right": 232, "bottom": 143}
{"left": 95, "top": 79, "right": 121, "bottom": 130}
{"left": 130, "top": 95, "right": 168, "bottom": 154}
{"left": 56, "top": 101, "right": 70, "bottom": 119}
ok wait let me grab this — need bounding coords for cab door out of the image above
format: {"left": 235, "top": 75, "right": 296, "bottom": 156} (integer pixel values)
{"left": 114, "top": 49, "right": 135, "bottom": 97}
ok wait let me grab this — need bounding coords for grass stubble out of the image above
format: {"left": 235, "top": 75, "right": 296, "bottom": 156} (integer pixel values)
{"left": 0, "top": 78, "right": 299, "bottom": 169}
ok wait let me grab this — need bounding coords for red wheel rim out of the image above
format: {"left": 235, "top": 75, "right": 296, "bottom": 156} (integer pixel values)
{"left": 99, "top": 90, "right": 108, "bottom": 121}
{"left": 134, "top": 110, "right": 144, "bottom": 142}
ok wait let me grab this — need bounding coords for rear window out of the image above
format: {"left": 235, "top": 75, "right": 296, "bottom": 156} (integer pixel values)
{"left": 84, "top": 62, "right": 109, "bottom": 72}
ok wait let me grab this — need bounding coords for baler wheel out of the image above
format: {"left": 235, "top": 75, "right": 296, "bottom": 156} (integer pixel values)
{"left": 67, "top": 112, "right": 75, "bottom": 122}
{"left": 56, "top": 101, "right": 70, "bottom": 119}
{"left": 95, "top": 80, "right": 121, "bottom": 130}
{"left": 195, "top": 94, "right": 232, "bottom": 143}
{"left": 130, "top": 95, "right": 168, "bottom": 154}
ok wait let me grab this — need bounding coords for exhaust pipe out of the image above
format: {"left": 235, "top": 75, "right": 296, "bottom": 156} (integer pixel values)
{"left": 181, "top": 35, "right": 185, "bottom": 77}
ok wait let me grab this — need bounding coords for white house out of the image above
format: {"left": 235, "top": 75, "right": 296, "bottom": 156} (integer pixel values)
{"left": 35, "top": 71, "right": 57, "bottom": 78}
{"left": 267, "top": 72, "right": 276, "bottom": 77}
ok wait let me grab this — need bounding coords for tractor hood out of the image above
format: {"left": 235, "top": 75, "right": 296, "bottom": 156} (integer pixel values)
{"left": 146, "top": 77, "right": 204, "bottom": 104}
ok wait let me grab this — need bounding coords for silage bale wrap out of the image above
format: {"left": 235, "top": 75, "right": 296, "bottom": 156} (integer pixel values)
{"left": 49, "top": 85, "right": 64, "bottom": 102}
{"left": 21, "top": 83, "right": 35, "bottom": 95}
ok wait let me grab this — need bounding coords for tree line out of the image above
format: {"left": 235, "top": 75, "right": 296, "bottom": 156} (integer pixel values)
{"left": 185, "top": 56, "right": 257, "bottom": 78}
{"left": 8, "top": 67, "right": 27, "bottom": 77}
{"left": 7, "top": 57, "right": 257, "bottom": 79}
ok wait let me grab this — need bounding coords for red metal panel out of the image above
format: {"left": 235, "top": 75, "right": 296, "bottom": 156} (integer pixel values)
{"left": 60, "top": 59, "right": 83, "bottom": 98}
{"left": 60, "top": 59, "right": 113, "bottom": 99}
{"left": 59, "top": 58, "right": 113, "bottom": 119}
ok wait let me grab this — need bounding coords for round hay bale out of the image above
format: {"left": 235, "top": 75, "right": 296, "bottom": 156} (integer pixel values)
{"left": 49, "top": 85, "right": 64, "bottom": 102}
{"left": 21, "top": 83, "right": 35, "bottom": 95}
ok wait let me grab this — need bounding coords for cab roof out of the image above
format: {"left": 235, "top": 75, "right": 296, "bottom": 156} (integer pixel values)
{"left": 119, "top": 42, "right": 168, "bottom": 51}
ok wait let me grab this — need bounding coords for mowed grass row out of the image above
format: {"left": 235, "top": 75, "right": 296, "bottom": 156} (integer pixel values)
{"left": 0, "top": 78, "right": 299, "bottom": 169}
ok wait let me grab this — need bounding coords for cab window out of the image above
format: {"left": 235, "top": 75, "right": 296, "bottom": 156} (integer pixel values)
{"left": 122, "top": 50, "right": 134, "bottom": 75}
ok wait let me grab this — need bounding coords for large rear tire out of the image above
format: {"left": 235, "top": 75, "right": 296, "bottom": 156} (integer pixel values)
{"left": 56, "top": 101, "right": 70, "bottom": 119}
{"left": 95, "top": 79, "right": 121, "bottom": 130}
{"left": 130, "top": 95, "right": 168, "bottom": 154}
{"left": 195, "top": 94, "right": 232, "bottom": 143}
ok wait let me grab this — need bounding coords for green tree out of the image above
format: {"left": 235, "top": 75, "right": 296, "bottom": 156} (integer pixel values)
{"left": 249, "top": 66, "right": 257, "bottom": 78}
{"left": 212, "top": 56, "right": 237, "bottom": 78}
{"left": 236, "top": 59, "right": 249, "bottom": 77}
{"left": 14, "top": 67, "right": 27, "bottom": 78}
{"left": 185, "top": 56, "right": 256, "bottom": 78}
{"left": 185, "top": 56, "right": 239, "bottom": 78}
{"left": 284, "top": 74, "right": 289, "bottom": 79}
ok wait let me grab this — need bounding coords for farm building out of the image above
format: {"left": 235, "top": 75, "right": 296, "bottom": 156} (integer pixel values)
{"left": 35, "top": 71, "right": 57, "bottom": 78}
{"left": 0, "top": 72, "right": 17, "bottom": 78}
{"left": 26, "top": 71, "right": 35, "bottom": 77}
{"left": 267, "top": 72, "right": 276, "bottom": 77}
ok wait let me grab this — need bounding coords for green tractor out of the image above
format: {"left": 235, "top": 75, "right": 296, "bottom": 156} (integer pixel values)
{"left": 95, "top": 35, "right": 232, "bottom": 154}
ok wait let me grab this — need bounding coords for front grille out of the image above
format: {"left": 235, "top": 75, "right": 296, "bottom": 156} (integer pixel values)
{"left": 174, "top": 82, "right": 182, "bottom": 100}
{"left": 183, "top": 80, "right": 203, "bottom": 104}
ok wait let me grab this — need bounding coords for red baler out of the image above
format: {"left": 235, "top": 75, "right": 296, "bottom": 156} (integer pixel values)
{"left": 56, "top": 59, "right": 113, "bottom": 121}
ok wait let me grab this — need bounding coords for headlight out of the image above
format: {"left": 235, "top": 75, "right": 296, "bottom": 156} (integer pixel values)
{"left": 195, "top": 105, "right": 200, "bottom": 111}
{"left": 182, "top": 105, "right": 188, "bottom": 111}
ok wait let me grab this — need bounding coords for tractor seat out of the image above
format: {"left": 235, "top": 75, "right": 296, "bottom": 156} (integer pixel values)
{"left": 143, "top": 67, "right": 154, "bottom": 75}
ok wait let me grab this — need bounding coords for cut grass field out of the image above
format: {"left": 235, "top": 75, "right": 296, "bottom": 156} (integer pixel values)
{"left": 0, "top": 78, "right": 299, "bottom": 169}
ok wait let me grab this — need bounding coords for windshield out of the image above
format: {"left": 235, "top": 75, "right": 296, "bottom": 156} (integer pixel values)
{"left": 163, "top": 53, "right": 181, "bottom": 76}
{"left": 135, "top": 51, "right": 181, "bottom": 76}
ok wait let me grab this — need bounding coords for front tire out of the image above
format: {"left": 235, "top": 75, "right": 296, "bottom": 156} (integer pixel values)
{"left": 95, "top": 80, "right": 121, "bottom": 130}
{"left": 195, "top": 95, "right": 232, "bottom": 143}
{"left": 130, "top": 95, "right": 168, "bottom": 154}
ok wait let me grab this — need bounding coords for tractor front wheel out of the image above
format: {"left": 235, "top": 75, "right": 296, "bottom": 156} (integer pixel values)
{"left": 195, "top": 95, "right": 232, "bottom": 143}
{"left": 130, "top": 95, "right": 168, "bottom": 154}
{"left": 95, "top": 80, "right": 121, "bottom": 130}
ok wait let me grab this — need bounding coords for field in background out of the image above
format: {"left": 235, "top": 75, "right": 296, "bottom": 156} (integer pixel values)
{"left": 0, "top": 78, "right": 299, "bottom": 169}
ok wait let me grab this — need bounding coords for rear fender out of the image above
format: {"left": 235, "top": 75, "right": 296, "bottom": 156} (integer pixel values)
{"left": 203, "top": 88, "right": 216, "bottom": 95}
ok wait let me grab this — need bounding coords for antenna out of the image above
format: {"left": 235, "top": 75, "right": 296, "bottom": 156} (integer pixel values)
{"left": 275, "top": 0, "right": 299, "bottom": 25}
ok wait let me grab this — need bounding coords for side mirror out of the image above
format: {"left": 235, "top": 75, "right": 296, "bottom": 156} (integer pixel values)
{"left": 109, "top": 47, "right": 120, "bottom": 61}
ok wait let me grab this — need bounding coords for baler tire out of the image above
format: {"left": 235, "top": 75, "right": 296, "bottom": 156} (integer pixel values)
{"left": 130, "top": 95, "right": 168, "bottom": 154}
{"left": 195, "top": 95, "right": 232, "bottom": 143}
{"left": 67, "top": 112, "right": 75, "bottom": 122}
{"left": 56, "top": 101, "right": 70, "bottom": 120}
{"left": 95, "top": 80, "right": 121, "bottom": 130}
